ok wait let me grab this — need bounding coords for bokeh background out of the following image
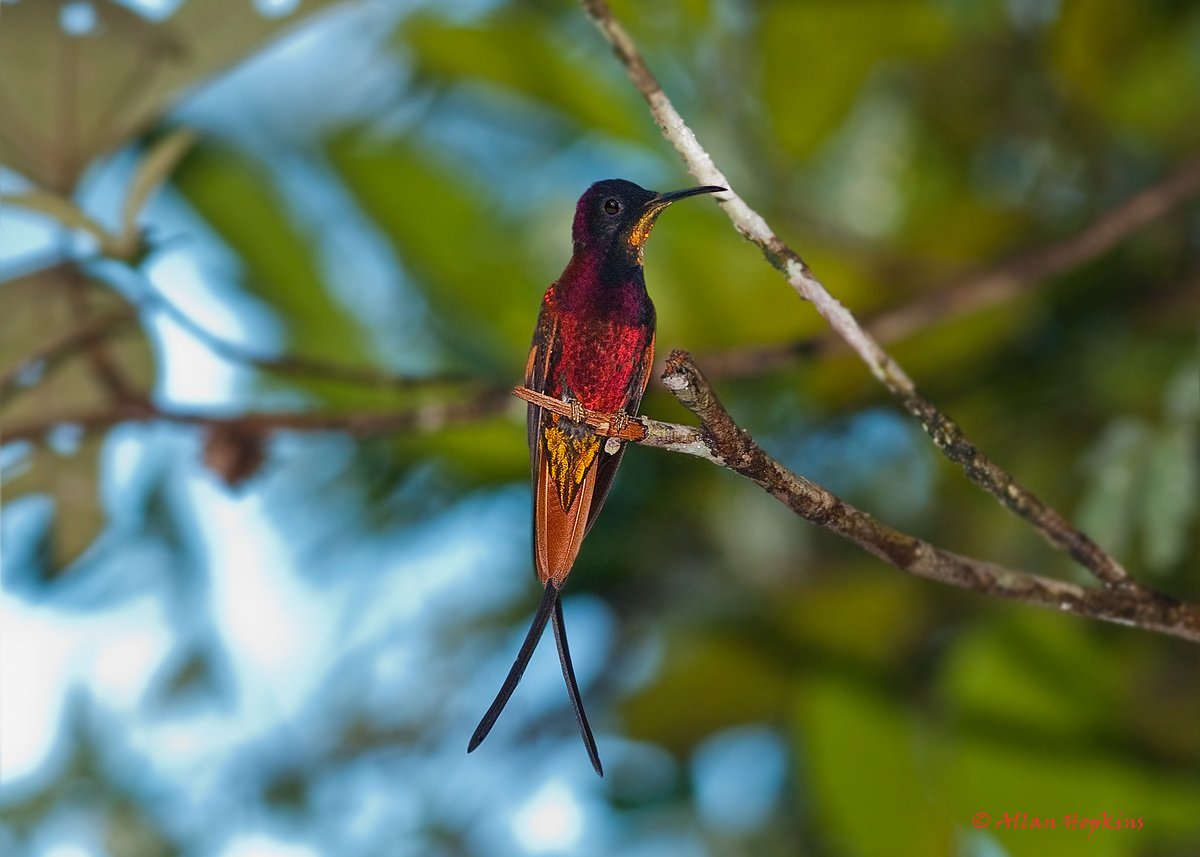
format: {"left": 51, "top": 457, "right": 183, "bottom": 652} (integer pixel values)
{"left": 2, "top": 1, "right": 1199, "bottom": 855}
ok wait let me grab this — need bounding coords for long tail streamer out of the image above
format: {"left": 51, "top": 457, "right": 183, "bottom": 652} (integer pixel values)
{"left": 467, "top": 581, "right": 559, "bottom": 754}
{"left": 552, "top": 596, "right": 603, "bottom": 776}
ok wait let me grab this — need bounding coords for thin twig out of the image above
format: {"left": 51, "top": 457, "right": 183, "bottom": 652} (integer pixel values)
{"left": 702, "top": 158, "right": 1200, "bottom": 377}
{"left": 136, "top": 282, "right": 470, "bottom": 391}
{"left": 580, "top": 0, "right": 1138, "bottom": 594}
{"left": 639, "top": 351, "right": 1200, "bottom": 645}
{"left": 0, "top": 307, "right": 138, "bottom": 405}
{"left": 62, "top": 266, "right": 144, "bottom": 406}
{"left": 1, "top": 388, "right": 513, "bottom": 445}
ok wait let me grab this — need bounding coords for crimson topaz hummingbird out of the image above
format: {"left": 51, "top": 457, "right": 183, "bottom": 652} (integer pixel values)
{"left": 467, "top": 179, "right": 725, "bottom": 775}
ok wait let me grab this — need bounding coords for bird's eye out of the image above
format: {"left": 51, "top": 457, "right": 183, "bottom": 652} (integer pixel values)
{"left": 603, "top": 197, "right": 622, "bottom": 216}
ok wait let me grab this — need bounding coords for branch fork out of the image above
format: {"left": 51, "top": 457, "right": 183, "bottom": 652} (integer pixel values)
{"left": 644, "top": 351, "right": 1200, "bottom": 644}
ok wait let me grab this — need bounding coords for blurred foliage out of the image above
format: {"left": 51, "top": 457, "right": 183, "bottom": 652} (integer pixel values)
{"left": 0, "top": 0, "right": 339, "bottom": 192}
{"left": 2, "top": 1, "right": 1200, "bottom": 856}
{"left": 173, "top": 144, "right": 381, "bottom": 396}
{"left": 326, "top": 130, "right": 544, "bottom": 370}
{"left": 402, "top": 9, "right": 652, "bottom": 143}
{"left": 1078, "top": 361, "right": 1200, "bottom": 575}
{"left": 1, "top": 266, "right": 153, "bottom": 568}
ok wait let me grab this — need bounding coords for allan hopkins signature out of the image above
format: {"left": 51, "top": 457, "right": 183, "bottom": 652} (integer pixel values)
{"left": 972, "top": 812, "right": 1145, "bottom": 839}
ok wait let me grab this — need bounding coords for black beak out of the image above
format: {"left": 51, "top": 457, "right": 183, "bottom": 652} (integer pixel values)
{"left": 628, "top": 184, "right": 726, "bottom": 249}
{"left": 653, "top": 185, "right": 727, "bottom": 206}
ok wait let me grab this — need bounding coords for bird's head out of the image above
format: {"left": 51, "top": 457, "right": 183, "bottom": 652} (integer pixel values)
{"left": 571, "top": 178, "right": 725, "bottom": 264}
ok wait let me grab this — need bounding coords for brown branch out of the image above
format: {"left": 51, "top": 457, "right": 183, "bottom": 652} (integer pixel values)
{"left": 136, "top": 282, "right": 469, "bottom": 391}
{"left": 0, "top": 307, "right": 138, "bottom": 405}
{"left": 633, "top": 351, "right": 1200, "bottom": 645}
{"left": 702, "top": 157, "right": 1200, "bottom": 377}
{"left": 62, "top": 266, "right": 144, "bottom": 406}
{"left": 869, "top": 158, "right": 1200, "bottom": 337}
{"left": 0, "top": 387, "right": 513, "bottom": 446}
{"left": 580, "top": 0, "right": 1138, "bottom": 595}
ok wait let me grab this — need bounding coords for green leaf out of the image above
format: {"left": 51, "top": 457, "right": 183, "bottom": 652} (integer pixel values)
{"left": 1052, "top": 0, "right": 1200, "bottom": 145}
{"left": 797, "top": 674, "right": 952, "bottom": 856}
{"left": 1142, "top": 361, "right": 1200, "bottom": 573}
{"left": 760, "top": 0, "right": 951, "bottom": 159}
{"left": 941, "top": 611, "right": 1124, "bottom": 736}
{"left": 0, "top": 0, "right": 339, "bottom": 191}
{"left": 390, "top": 411, "right": 525, "bottom": 488}
{"left": 1075, "top": 360, "right": 1199, "bottom": 576}
{"left": 401, "top": 10, "right": 648, "bottom": 141}
{"left": 1162, "top": 358, "right": 1200, "bottom": 424}
{"left": 772, "top": 572, "right": 932, "bottom": 668}
{"left": 1076, "top": 418, "right": 1150, "bottom": 562}
{"left": 173, "top": 144, "right": 381, "bottom": 404}
{"left": 623, "top": 631, "right": 791, "bottom": 753}
{"left": 327, "top": 132, "right": 540, "bottom": 375}
{"left": 1142, "top": 423, "right": 1198, "bottom": 573}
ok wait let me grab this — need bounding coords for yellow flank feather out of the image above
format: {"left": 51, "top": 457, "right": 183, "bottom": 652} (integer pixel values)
{"left": 543, "top": 423, "right": 601, "bottom": 512}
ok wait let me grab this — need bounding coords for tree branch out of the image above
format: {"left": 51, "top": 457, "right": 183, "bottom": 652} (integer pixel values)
{"left": 135, "top": 280, "right": 470, "bottom": 391}
{"left": 0, "top": 388, "right": 513, "bottom": 446}
{"left": 63, "top": 266, "right": 144, "bottom": 406}
{"left": 701, "top": 157, "right": 1200, "bottom": 378}
{"left": 0, "top": 307, "right": 137, "bottom": 405}
{"left": 580, "top": 0, "right": 1139, "bottom": 595}
{"left": 630, "top": 352, "right": 1199, "bottom": 645}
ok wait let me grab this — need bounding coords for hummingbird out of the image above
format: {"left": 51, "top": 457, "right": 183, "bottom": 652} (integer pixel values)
{"left": 467, "top": 178, "right": 725, "bottom": 775}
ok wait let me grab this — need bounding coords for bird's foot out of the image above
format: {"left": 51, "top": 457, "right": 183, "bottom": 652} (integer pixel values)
{"left": 609, "top": 410, "right": 630, "bottom": 433}
{"left": 567, "top": 398, "right": 585, "bottom": 424}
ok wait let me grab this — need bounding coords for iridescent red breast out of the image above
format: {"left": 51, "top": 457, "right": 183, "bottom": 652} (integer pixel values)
{"left": 543, "top": 269, "right": 655, "bottom": 415}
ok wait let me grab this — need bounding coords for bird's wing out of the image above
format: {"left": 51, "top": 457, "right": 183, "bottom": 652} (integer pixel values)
{"left": 526, "top": 295, "right": 593, "bottom": 585}
{"left": 525, "top": 296, "right": 559, "bottom": 474}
